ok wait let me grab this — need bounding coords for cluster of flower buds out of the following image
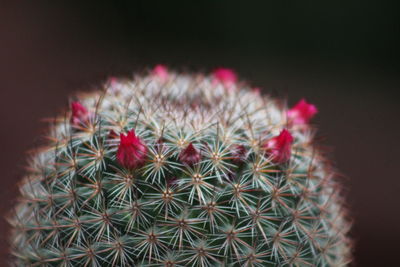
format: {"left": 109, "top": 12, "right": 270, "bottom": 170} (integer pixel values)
{"left": 70, "top": 66, "right": 317, "bottom": 169}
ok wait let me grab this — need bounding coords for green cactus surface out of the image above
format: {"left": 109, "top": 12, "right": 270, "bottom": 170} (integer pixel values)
{"left": 9, "top": 66, "right": 351, "bottom": 266}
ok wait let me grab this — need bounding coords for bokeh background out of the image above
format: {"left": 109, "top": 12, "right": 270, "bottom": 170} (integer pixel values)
{"left": 1, "top": 1, "right": 399, "bottom": 266}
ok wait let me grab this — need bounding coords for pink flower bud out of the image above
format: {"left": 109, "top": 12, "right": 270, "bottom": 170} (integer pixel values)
{"left": 287, "top": 99, "right": 318, "bottom": 125}
{"left": 152, "top": 64, "right": 169, "bottom": 82}
{"left": 70, "top": 101, "right": 89, "bottom": 126}
{"left": 263, "top": 129, "right": 293, "bottom": 163}
{"left": 117, "top": 129, "right": 147, "bottom": 170}
{"left": 212, "top": 68, "right": 237, "bottom": 90}
{"left": 179, "top": 143, "right": 201, "bottom": 165}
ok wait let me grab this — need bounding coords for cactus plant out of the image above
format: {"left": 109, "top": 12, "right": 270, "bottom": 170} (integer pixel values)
{"left": 9, "top": 65, "right": 352, "bottom": 266}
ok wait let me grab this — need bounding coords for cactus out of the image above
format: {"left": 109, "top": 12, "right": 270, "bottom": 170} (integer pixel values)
{"left": 9, "top": 65, "right": 352, "bottom": 266}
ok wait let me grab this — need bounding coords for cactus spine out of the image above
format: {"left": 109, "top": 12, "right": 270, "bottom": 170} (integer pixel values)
{"left": 9, "top": 66, "right": 351, "bottom": 266}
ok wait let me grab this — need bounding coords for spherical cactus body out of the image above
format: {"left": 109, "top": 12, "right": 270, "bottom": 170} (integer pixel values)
{"left": 9, "top": 66, "right": 351, "bottom": 266}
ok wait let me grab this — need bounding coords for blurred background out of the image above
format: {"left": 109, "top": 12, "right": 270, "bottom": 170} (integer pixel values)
{"left": 0, "top": 0, "right": 399, "bottom": 265}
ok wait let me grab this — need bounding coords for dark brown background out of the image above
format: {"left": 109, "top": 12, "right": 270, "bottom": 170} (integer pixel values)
{"left": 1, "top": 1, "right": 399, "bottom": 266}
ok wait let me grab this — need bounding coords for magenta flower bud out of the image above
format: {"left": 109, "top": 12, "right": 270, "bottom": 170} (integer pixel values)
{"left": 263, "top": 129, "right": 294, "bottom": 163}
{"left": 152, "top": 64, "right": 169, "bottom": 82}
{"left": 117, "top": 129, "right": 147, "bottom": 169}
{"left": 212, "top": 68, "right": 237, "bottom": 90}
{"left": 70, "top": 101, "right": 89, "bottom": 126}
{"left": 287, "top": 98, "right": 318, "bottom": 125}
{"left": 179, "top": 143, "right": 201, "bottom": 165}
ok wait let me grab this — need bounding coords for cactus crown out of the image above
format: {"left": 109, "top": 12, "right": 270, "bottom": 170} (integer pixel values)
{"left": 9, "top": 66, "right": 351, "bottom": 266}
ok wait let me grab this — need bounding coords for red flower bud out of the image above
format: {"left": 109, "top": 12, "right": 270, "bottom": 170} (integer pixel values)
{"left": 232, "top": 144, "right": 247, "bottom": 163}
{"left": 287, "top": 99, "right": 318, "bottom": 125}
{"left": 263, "top": 129, "right": 294, "bottom": 163}
{"left": 117, "top": 129, "right": 147, "bottom": 169}
{"left": 212, "top": 68, "right": 237, "bottom": 90}
{"left": 70, "top": 101, "right": 89, "bottom": 126}
{"left": 152, "top": 64, "right": 169, "bottom": 82}
{"left": 179, "top": 143, "right": 201, "bottom": 165}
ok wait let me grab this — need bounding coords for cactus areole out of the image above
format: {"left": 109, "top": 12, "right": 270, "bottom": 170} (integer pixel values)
{"left": 9, "top": 66, "right": 351, "bottom": 266}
